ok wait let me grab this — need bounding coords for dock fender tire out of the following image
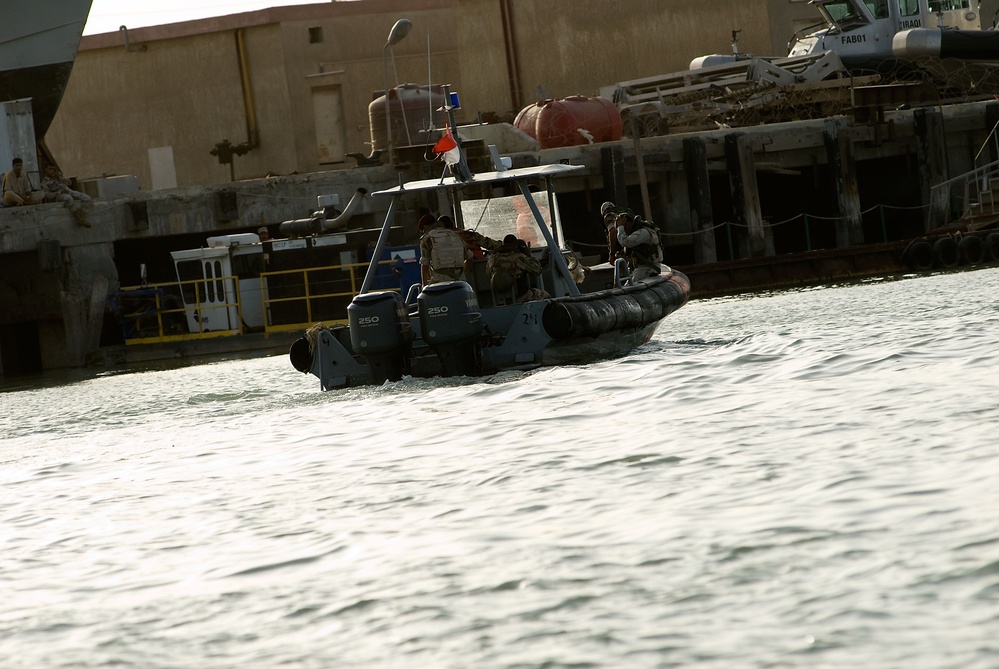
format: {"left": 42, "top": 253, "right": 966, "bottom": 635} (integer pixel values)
{"left": 289, "top": 337, "right": 314, "bottom": 373}
{"left": 931, "top": 237, "right": 959, "bottom": 269}
{"left": 986, "top": 233, "right": 999, "bottom": 262}
{"left": 903, "top": 241, "right": 933, "bottom": 271}
{"left": 959, "top": 235, "right": 987, "bottom": 266}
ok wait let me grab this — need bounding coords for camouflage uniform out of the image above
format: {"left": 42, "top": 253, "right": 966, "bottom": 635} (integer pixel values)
{"left": 486, "top": 242, "right": 549, "bottom": 302}
{"left": 42, "top": 172, "right": 91, "bottom": 205}
{"left": 459, "top": 229, "right": 502, "bottom": 260}
{"left": 42, "top": 169, "right": 93, "bottom": 226}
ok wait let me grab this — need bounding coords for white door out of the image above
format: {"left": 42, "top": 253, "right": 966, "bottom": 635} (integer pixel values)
{"left": 312, "top": 85, "right": 345, "bottom": 165}
{"left": 148, "top": 146, "right": 178, "bottom": 190}
{"left": 173, "top": 248, "right": 238, "bottom": 332}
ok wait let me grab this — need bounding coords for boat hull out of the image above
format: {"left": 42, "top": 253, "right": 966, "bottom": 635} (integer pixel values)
{"left": 0, "top": 0, "right": 92, "bottom": 140}
{"left": 292, "top": 270, "right": 690, "bottom": 390}
{"left": 0, "top": 61, "right": 79, "bottom": 140}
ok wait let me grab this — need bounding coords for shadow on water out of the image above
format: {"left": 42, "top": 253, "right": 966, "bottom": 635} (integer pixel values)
{"left": 0, "top": 349, "right": 285, "bottom": 394}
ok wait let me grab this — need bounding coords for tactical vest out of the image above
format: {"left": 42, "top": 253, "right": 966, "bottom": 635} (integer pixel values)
{"left": 624, "top": 218, "right": 663, "bottom": 268}
{"left": 428, "top": 228, "right": 467, "bottom": 271}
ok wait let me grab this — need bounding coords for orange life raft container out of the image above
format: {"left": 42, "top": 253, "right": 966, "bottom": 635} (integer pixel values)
{"left": 514, "top": 96, "right": 622, "bottom": 149}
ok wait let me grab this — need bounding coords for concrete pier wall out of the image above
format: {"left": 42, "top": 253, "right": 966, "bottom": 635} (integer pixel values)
{"left": 0, "top": 166, "right": 397, "bottom": 376}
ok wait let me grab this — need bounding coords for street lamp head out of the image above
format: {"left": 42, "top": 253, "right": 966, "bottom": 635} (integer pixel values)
{"left": 386, "top": 19, "right": 412, "bottom": 47}
{"left": 383, "top": 18, "right": 412, "bottom": 163}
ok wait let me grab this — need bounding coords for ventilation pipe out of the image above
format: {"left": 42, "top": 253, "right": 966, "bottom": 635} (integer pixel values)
{"left": 235, "top": 28, "right": 260, "bottom": 149}
{"left": 322, "top": 189, "right": 370, "bottom": 231}
{"left": 119, "top": 25, "right": 147, "bottom": 52}
{"left": 500, "top": 0, "right": 523, "bottom": 111}
{"left": 277, "top": 189, "right": 370, "bottom": 237}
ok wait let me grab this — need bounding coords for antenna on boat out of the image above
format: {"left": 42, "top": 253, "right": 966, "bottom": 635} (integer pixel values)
{"left": 422, "top": 26, "right": 472, "bottom": 181}
{"left": 427, "top": 29, "right": 435, "bottom": 132}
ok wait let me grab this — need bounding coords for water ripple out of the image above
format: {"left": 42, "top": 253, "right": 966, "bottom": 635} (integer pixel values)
{"left": 2, "top": 269, "right": 999, "bottom": 668}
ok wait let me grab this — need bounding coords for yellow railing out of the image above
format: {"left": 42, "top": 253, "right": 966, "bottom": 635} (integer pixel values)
{"left": 115, "top": 259, "right": 404, "bottom": 344}
{"left": 114, "top": 276, "right": 243, "bottom": 345}
{"left": 260, "top": 262, "right": 360, "bottom": 333}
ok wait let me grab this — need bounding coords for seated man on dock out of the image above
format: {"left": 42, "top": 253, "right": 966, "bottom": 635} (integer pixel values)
{"left": 2, "top": 157, "right": 43, "bottom": 207}
{"left": 41, "top": 164, "right": 93, "bottom": 226}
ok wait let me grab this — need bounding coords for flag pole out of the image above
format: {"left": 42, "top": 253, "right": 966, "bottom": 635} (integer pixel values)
{"left": 442, "top": 83, "right": 473, "bottom": 183}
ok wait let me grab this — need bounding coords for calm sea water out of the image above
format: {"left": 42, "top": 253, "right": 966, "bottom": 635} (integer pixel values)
{"left": 3, "top": 268, "right": 998, "bottom": 669}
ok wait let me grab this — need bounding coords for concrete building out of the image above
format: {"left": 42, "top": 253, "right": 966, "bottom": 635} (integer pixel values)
{"left": 45, "top": 0, "right": 820, "bottom": 189}
{"left": 45, "top": 0, "right": 457, "bottom": 189}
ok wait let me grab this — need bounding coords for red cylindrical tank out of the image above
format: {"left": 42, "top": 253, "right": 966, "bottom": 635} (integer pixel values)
{"left": 514, "top": 96, "right": 622, "bottom": 149}
{"left": 369, "top": 83, "right": 448, "bottom": 152}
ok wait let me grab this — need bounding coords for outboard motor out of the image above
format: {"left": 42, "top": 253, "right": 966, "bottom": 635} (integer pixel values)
{"left": 417, "top": 281, "right": 483, "bottom": 376}
{"left": 347, "top": 291, "right": 412, "bottom": 383}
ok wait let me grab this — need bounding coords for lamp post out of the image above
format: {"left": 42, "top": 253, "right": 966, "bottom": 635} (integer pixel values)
{"left": 383, "top": 18, "right": 412, "bottom": 165}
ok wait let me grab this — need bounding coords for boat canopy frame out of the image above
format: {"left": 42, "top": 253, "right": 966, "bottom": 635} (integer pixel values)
{"left": 359, "top": 163, "right": 585, "bottom": 298}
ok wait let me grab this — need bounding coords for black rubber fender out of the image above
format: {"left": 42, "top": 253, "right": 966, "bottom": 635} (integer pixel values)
{"left": 289, "top": 337, "right": 313, "bottom": 373}
{"left": 959, "top": 235, "right": 987, "bottom": 265}
{"left": 542, "top": 271, "right": 690, "bottom": 339}
{"left": 931, "top": 237, "right": 959, "bottom": 269}
{"left": 986, "top": 233, "right": 999, "bottom": 262}
{"left": 903, "top": 241, "right": 933, "bottom": 271}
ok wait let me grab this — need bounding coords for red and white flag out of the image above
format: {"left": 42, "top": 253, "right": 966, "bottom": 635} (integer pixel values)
{"left": 433, "top": 125, "right": 461, "bottom": 166}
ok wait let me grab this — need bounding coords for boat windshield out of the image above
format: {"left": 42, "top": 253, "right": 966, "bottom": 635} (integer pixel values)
{"left": 815, "top": 0, "right": 871, "bottom": 27}
{"left": 460, "top": 190, "right": 563, "bottom": 250}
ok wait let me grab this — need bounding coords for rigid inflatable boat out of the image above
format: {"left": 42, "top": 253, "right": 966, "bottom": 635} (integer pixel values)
{"left": 289, "top": 161, "right": 690, "bottom": 391}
